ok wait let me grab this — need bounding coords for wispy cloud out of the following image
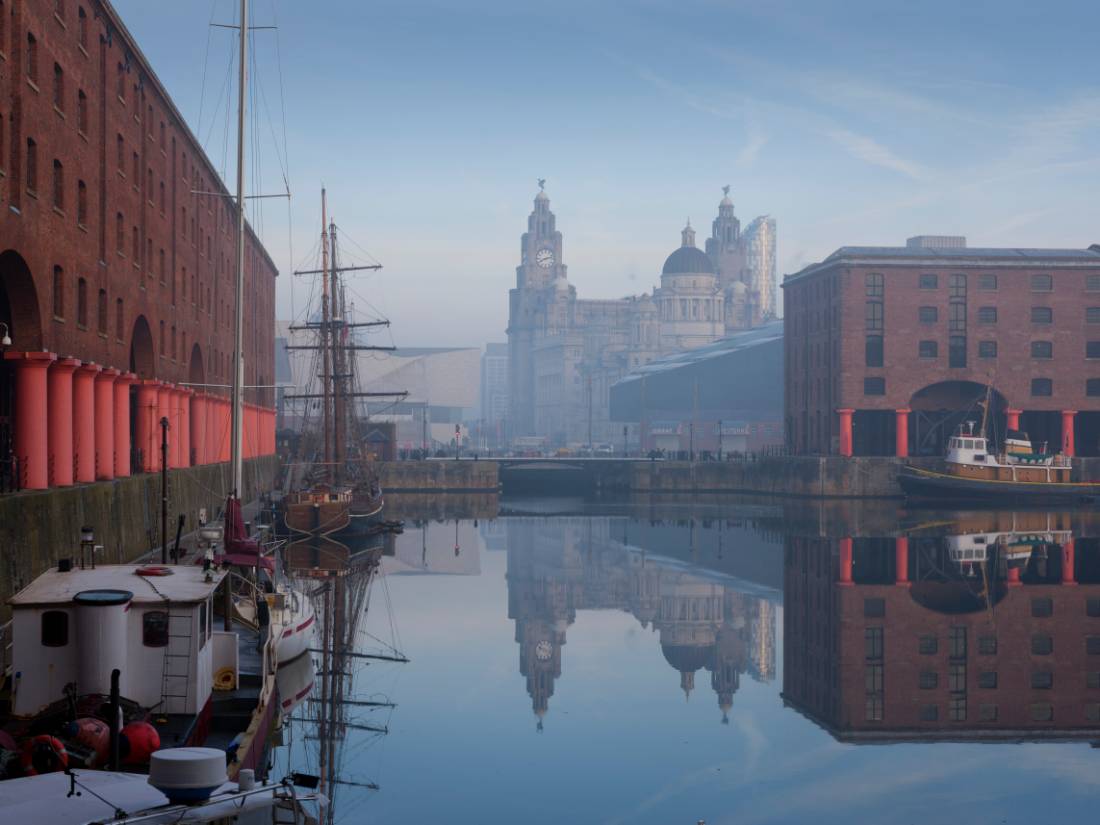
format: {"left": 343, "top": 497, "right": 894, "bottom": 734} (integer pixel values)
{"left": 825, "top": 128, "right": 926, "bottom": 179}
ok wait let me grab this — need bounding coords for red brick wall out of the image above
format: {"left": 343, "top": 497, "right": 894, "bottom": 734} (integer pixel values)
{"left": 0, "top": 0, "right": 275, "bottom": 407}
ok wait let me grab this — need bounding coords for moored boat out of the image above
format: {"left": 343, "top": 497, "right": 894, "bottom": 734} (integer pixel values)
{"left": 900, "top": 425, "right": 1100, "bottom": 502}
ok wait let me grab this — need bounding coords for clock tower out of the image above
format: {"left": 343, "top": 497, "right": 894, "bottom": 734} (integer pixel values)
{"left": 507, "top": 183, "right": 570, "bottom": 438}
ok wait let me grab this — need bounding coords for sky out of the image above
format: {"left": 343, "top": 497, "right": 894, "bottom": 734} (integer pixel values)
{"left": 111, "top": 0, "right": 1100, "bottom": 347}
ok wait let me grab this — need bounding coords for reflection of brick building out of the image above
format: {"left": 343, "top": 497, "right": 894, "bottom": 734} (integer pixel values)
{"left": 783, "top": 240, "right": 1100, "bottom": 458}
{"left": 783, "top": 525, "right": 1100, "bottom": 741}
{"left": 0, "top": 0, "right": 276, "bottom": 490}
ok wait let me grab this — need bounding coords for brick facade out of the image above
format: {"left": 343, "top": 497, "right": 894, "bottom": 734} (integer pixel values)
{"left": 783, "top": 245, "right": 1100, "bottom": 456}
{"left": 0, "top": 0, "right": 275, "bottom": 402}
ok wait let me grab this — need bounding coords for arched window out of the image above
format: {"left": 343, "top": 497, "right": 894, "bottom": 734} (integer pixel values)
{"left": 52, "top": 159, "right": 63, "bottom": 209}
{"left": 41, "top": 611, "right": 69, "bottom": 647}
{"left": 115, "top": 212, "right": 124, "bottom": 253}
{"left": 116, "top": 61, "right": 126, "bottom": 101}
{"left": 77, "top": 89, "right": 88, "bottom": 133}
{"left": 115, "top": 297, "right": 123, "bottom": 340}
{"left": 159, "top": 320, "right": 165, "bottom": 354}
{"left": 53, "top": 265, "right": 64, "bottom": 318}
{"left": 53, "top": 62, "right": 63, "bottom": 110}
{"left": 146, "top": 167, "right": 152, "bottom": 198}
{"left": 171, "top": 326, "right": 176, "bottom": 360}
{"left": 25, "top": 137, "right": 37, "bottom": 192}
{"left": 77, "top": 277, "right": 87, "bottom": 326}
{"left": 78, "top": 6, "right": 88, "bottom": 49}
{"left": 159, "top": 248, "right": 165, "bottom": 283}
{"left": 116, "top": 133, "right": 124, "bottom": 169}
{"left": 97, "top": 288, "right": 106, "bottom": 334}
{"left": 77, "top": 179, "right": 87, "bottom": 226}
{"left": 132, "top": 225, "right": 139, "bottom": 261}
{"left": 159, "top": 181, "right": 165, "bottom": 213}
{"left": 26, "top": 33, "right": 38, "bottom": 84}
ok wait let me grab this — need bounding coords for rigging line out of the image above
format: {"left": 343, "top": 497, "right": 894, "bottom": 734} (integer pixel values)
{"left": 196, "top": 0, "right": 219, "bottom": 144}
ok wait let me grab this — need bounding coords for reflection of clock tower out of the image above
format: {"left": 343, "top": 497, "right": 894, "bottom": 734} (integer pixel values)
{"left": 516, "top": 618, "right": 564, "bottom": 731}
{"left": 507, "top": 183, "right": 570, "bottom": 438}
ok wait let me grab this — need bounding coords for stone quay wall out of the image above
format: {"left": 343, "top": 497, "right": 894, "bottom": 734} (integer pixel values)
{"left": 0, "top": 455, "right": 277, "bottom": 619}
{"left": 379, "top": 461, "right": 500, "bottom": 493}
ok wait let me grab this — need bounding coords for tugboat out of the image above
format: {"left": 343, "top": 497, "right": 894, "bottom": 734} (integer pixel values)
{"left": 899, "top": 422, "right": 1100, "bottom": 502}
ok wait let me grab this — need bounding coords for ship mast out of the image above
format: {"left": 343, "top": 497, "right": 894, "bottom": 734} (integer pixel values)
{"left": 321, "top": 191, "right": 332, "bottom": 483}
{"left": 229, "top": 0, "right": 249, "bottom": 496}
{"left": 331, "top": 223, "right": 347, "bottom": 482}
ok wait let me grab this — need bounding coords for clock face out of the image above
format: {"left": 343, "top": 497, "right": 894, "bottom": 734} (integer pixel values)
{"left": 536, "top": 248, "right": 555, "bottom": 269}
{"left": 535, "top": 640, "right": 553, "bottom": 661}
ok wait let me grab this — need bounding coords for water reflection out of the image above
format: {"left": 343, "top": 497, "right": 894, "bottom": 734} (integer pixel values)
{"left": 502, "top": 518, "right": 776, "bottom": 727}
{"left": 785, "top": 511, "right": 1100, "bottom": 743}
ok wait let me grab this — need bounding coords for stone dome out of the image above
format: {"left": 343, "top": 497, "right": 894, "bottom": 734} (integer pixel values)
{"left": 661, "top": 642, "right": 712, "bottom": 674}
{"left": 662, "top": 246, "right": 716, "bottom": 276}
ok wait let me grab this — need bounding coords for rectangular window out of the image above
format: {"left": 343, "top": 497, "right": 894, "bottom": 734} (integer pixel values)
{"left": 919, "top": 635, "right": 938, "bottom": 655}
{"left": 919, "top": 671, "right": 938, "bottom": 689}
{"left": 949, "top": 696, "right": 966, "bottom": 722}
{"left": 1031, "top": 273, "right": 1053, "bottom": 291}
{"left": 1088, "top": 379, "right": 1100, "bottom": 397}
{"left": 865, "top": 627, "right": 884, "bottom": 659}
{"left": 1089, "top": 274, "right": 1100, "bottom": 292}
{"left": 1031, "top": 703, "right": 1053, "bottom": 722}
{"left": 864, "top": 377, "right": 885, "bottom": 396}
{"left": 978, "top": 671, "right": 997, "bottom": 689}
{"left": 948, "top": 302, "right": 967, "bottom": 332}
{"left": 1031, "top": 378, "right": 1053, "bottom": 397}
{"left": 1032, "top": 634, "right": 1053, "bottom": 655}
{"left": 96, "top": 288, "right": 106, "bottom": 334}
{"left": 1032, "top": 597, "right": 1053, "bottom": 618}
{"left": 949, "top": 335, "right": 967, "bottom": 368}
{"left": 41, "top": 611, "right": 68, "bottom": 647}
{"left": 978, "top": 636, "right": 997, "bottom": 655}
{"left": 1089, "top": 672, "right": 1100, "bottom": 689}
{"left": 978, "top": 340, "right": 997, "bottom": 358}
{"left": 1088, "top": 342, "right": 1100, "bottom": 359}
{"left": 52, "top": 159, "right": 63, "bottom": 209}
{"left": 977, "top": 306, "right": 997, "bottom": 324}
{"left": 26, "top": 33, "right": 37, "bottom": 83}
{"left": 919, "top": 340, "right": 938, "bottom": 358}
{"left": 1032, "top": 306, "right": 1053, "bottom": 324}
{"left": 980, "top": 704, "right": 998, "bottom": 722}
{"left": 1087, "top": 636, "right": 1100, "bottom": 655}
{"left": 115, "top": 298, "right": 123, "bottom": 340}
{"left": 1088, "top": 307, "right": 1100, "bottom": 324}
{"left": 919, "top": 273, "right": 938, "bottom": 290}
{"left": 77, "top": 180, "right": 87, "bottom": 226}
{"left": 919, "top": 704, "right": 939, "bottom": 722}
{"left": 949, "top": 273, "right": 967, "bottom": 298}
{"left": 865, "top": 696, "right": 883, "bottom": 722}
{"left": 1031, "top": 671, "right": 1053, "bottom": 689}
{"left": 865, "top": 335, "right": 883, "bottom": 367}
{"left": 865, "top": 664, "right": 883, "bottom": 693}
{"left": 919, "top": 306, "right": 938, "bottom": 323}
{"left": 1031, "top": 340, "right": 1053, "bottom": 359}
{"left": 949, "top": 627, "right": 966, "bottom": 659}
{"left": 53, "top": 62, "right": 63, "bottom": 110}
{"left": 52, "top": 266, "right": 64, "bottom": 318}
{"left": 864, "top": 599, "right": 885, "bottom": 619}
{"left": 979, "top": 273, "right": 998, "bottom": 291}
{"left": 1088, "top": 598, "right": 1100, "bottom": 618}
{"left": 865, "top": 301, "right": 883, "bottom": 331}
{"left": 948, "top": 663, "right": 966, "bottom": 692}
{"left": 25, "top": 138, "right": 37, "bottom": 192}
{"left": 77, "top": 89, "right": 88, "bottom": 133}
{"left": 143, "top": 611, "right": 168, "bottom": 647}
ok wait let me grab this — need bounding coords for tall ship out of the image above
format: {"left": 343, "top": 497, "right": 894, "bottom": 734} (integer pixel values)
{"left": 278, "top": 191, "right": 405, "bottom": 561}
{"left": 0, "top": 0, "right": 321, "bottom": 820}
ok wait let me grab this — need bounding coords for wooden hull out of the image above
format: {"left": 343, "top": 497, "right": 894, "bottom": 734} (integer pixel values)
{"left": 284, "top": 500, "right": 352, "bottom": 537}
{"left": 900, "top": 465, "right": 1100, "bottom": 503}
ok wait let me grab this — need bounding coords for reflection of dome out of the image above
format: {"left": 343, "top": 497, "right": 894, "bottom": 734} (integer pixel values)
{"left": 662, "top": 246, "right": 716, "bottom": 276}
{"left": 661, "top": 643, "right": 712, "bottom": 673}
{"left": 535, "top": 189, "right": 549, "bottom": 202}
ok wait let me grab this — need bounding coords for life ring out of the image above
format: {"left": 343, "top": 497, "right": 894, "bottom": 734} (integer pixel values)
{"left": 214, "top": 666, "right": 237, "bottom": 691}
{"left": 135, "top": 566, "right": 173, "bottom": 577}
{"left": 19, "top": 735, "right": 67, "bottom": 776}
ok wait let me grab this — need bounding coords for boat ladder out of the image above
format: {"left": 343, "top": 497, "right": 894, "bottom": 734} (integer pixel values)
{"left": 160, "top": 605, "right": 194, "bottom": 715}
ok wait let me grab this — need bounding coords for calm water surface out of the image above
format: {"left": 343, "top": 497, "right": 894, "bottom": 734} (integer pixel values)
{"left": 283, "top": 498, "right": 1100, "bottom": 824}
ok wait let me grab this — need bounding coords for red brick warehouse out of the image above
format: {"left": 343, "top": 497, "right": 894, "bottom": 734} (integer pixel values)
{"left": 783, "top": 237, "right": 1100, "bottom": 457}
{"left": 0, "top": 0, "right": 277, "bottom": 489}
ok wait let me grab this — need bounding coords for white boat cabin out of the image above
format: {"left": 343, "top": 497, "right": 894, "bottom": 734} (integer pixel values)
{"left": 945, "top": 434, "right": 992, "bottom": 466}
{"left": 9, "top": 564, "right": 237, "bottom": 718}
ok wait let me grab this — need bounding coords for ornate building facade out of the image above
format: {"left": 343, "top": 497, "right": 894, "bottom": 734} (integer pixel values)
{"left": 507, "top": 185, "right": 776, "bottom": 446}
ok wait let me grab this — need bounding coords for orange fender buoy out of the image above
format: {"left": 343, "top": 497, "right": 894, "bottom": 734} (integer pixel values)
{"left": 119, "top": 721, "right": 160, "bottom": 766}
{"left": 20, "top": 735, "right": 68, "bottom": 776}
{"left": 135, "top": 566, "right": 173, "bottom": 577}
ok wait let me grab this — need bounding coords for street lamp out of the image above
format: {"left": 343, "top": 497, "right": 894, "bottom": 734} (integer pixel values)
{"left": 0, "top": 322, "right": 11, "bottom": 347}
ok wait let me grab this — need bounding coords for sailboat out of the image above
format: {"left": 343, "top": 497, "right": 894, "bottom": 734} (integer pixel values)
{"left": 0, "top": 0, "right": 319, "bottom": 815}
{"left": 279, "top": 191, "right": 406, "bottom": 562}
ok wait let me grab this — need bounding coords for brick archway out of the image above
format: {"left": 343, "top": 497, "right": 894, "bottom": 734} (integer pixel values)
{"left": 909, "top": 380, "right": 1006, "bottom": 457}
{"left": 129, "top": 315, "right": 156, "bottom": 379}
{"left": 0, "top": 250, "right": 43, "bottom": 351}
{"left": 188, "top": 342, "right": 205, "bottom": 386}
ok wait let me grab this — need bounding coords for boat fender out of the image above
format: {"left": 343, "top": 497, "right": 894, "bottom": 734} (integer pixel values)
{"left": 119, "top": 721, "right": 161, "bottom": 766}
{"left": 63, "top": 717, "right": 110, "bottom": 767}
{"left": 135, "top": 566, "right": 174, "bottom": 577}
{"left": 19, "top": 735, "right": 68, "bottom": 776}
{"left": 213, "top": 667, "right": 237, "bottom": 691}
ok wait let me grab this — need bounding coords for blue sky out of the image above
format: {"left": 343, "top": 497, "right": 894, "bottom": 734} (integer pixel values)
{"left": 112, "top": 0, "right": 1100, "bottom": 346}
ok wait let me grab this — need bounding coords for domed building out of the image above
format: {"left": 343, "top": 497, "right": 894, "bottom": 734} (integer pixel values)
{"left": 507, "top": 184, "right": 776, "bottom": 447}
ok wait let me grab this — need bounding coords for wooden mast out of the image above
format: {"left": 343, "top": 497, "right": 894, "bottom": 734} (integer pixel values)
{"left": 331, "top": 223, "right": 346, "bottom": 482}
{"left": 229, "top": 0, "right": 249, "bottom": 497}
{"left": 320, "top": 190, "right": 332, "bottom": 483}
